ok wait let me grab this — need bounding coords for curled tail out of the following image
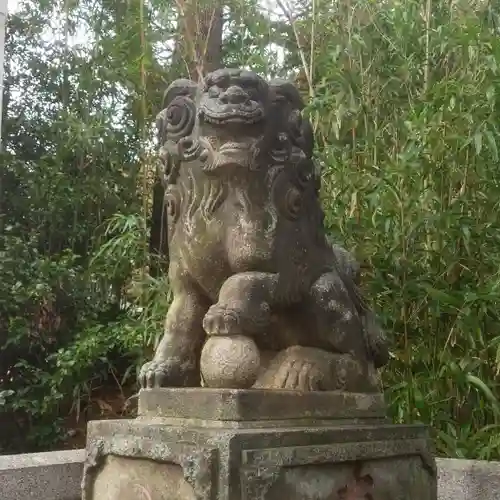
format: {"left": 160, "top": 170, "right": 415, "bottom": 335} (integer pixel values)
{"left": 331, "top": 243, "right": 389, "bottom": 369}
{"left": 362, "top": 310, "right": 390, "bottom": 369}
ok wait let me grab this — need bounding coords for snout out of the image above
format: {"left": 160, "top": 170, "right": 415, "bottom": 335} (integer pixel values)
{"left": 219, "top": 86, "right": 250, "bottom": 105}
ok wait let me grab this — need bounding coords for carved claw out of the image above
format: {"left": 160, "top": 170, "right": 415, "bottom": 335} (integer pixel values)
{"left": 203, "top": 305, "right": 242, "bottom": 336}
{"left": 139, "top": 358, "right": 198, "bottom": 388}
{"left": 203, "top": 302, "right": 271, "bottom": 337}
{"left": 254, "top": 346, "right": 380, "bottom": 392}
{"left": 139, "top": 360, "right": 170, "bottom": 388}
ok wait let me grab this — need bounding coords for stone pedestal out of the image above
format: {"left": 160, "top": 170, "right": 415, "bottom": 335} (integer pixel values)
{"left": 82, "top": 388, "right": 437, "bottom": 500}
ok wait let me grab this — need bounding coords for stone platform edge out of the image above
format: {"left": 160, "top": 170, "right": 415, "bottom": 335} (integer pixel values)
{"left": 0, "top": 449, "right": 85, "bottom": 500}
{"left": 0, "top": 449, "right": 497, "bottom": 500}
{"left": 137, "top": 387, "right": 387, "bottom": 420}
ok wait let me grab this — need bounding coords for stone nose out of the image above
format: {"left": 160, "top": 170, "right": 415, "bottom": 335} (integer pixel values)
{"left": 219, "top": 86, "right": 249, "bottom": 105}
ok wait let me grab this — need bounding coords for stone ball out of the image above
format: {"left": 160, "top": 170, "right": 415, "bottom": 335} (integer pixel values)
{"left": 200, "top": 335, "right": 261, "bottom": 389}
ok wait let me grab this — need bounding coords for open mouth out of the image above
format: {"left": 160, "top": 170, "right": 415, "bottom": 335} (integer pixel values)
{"left": 199, "top": 102, "right": 265, "bottom": 125}
{"left": 214, "top": 141, "right": 253, "bottom": 167}
{"left": 218, "top": 142, "right": 252, "bottom": 153}
{"left": 201, "top": 140, "right": 256, "bottom": 173}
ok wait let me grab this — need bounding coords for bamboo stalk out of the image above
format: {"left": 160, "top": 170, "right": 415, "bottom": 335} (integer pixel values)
{"left": 424, "top": 0, "right": 432, "bottom": 93}
{"left": 276, "top": 0, "right": 315, "bottom": 98}
{"left": 139, "top": 0, "right": 149, "bottom": 284}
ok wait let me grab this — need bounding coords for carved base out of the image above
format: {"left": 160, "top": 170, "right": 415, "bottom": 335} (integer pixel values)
{"left": 82, "top": 389, "right": 437, "bottom": 500}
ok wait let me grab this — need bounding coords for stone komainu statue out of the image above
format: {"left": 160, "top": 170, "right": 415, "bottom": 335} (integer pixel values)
{"left": 139, "top": 68, "right": 389, "bottom": 392}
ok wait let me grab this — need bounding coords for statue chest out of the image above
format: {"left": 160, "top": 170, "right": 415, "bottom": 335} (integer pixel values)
{"left": 172, "top": 221, "right": 232, "bottom": 300}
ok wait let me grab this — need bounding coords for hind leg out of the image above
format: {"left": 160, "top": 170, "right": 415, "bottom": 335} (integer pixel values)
{"left": 253, "top": 271, "right": 381, "bottom": 392}
{"left": 253, "top": 346, "right": 380, "bottom": 392}
{"left": 306, "top": 271, "right": 369, "bottom": 361}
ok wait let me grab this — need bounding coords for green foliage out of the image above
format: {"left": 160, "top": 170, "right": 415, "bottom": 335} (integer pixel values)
{"left": 0, "top": 0, "right": 161, "bottom": 452}
{"left": 3, "top": 0, "right": 500, "bottom": 461}
{"left": 306, "top": 0, "right": 500, "bottom": 459}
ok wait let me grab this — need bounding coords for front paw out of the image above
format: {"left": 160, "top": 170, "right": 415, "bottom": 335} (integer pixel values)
{"left": 139, "top": 358, "right": 198, "bottom": 388}
{"left": 203, "top": 304, "right": 241, "bottom": 336}
{"left": 203, "top": 302, "right": 271, "bottom": 337}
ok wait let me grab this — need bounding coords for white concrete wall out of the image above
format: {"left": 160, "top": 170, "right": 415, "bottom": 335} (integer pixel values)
{"left": 437, "top": 458, "right": 500, "bottom": 500}
{"left": 0, "top": 449, "right": 84, "bottom": 500}
{"left": 0, "top": 450, "right": 499, "bottom": 500}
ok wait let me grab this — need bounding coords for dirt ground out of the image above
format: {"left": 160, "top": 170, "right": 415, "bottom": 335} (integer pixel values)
{"left": 60, "top": 382, "right": 138, "bottom": 450}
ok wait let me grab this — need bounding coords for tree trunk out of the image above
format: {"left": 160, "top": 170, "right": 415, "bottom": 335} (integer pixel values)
{"left": 174, "top": 0, "right": 223, "bottom": 81}
{"left": 149, "top": 0, "right": 223, "bottom": 276}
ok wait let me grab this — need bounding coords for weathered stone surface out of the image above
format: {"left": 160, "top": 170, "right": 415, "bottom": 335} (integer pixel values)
{"left": 82, "top": 68, "right": 433, "bottom": 500}
{"left": 200, "top": 336, "right": 261, "bottom": 389}
{"left": 92, "top": 456, "right": 196, "bottom": 500}
{"left": 81, "top": 387, "right": 436, "bottom": 500}
{"left": 137, "top": 388, "right": 387, "bottom": 423}
{"left": 0, "top": 449, "right": 84, "bottom": 500}
{"left": 0, "top": 448, "right": 495, "bottom": 500}
{"left": 437, "top": 458, "right": 500, "bottom": 500}
{"left": 139, "top": 67, "right": 389, "bottom": 392}
{"left": 82, "top": 414, "right": 437, "bottom": 500}
{"left": 263, "top": 456, "right": 434, "bottom": 500}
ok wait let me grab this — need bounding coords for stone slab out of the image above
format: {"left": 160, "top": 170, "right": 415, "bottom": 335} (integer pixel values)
{"left": 83, "top": 417, "right": 437, "bottom": 500}
{"left": 437, "top": 458, "right": 500, "bottom": 500}
{"left": 138, "top": 387, "right": 387, "bottom": 422}
{"left": 1, "top": 448, "right": 499, "bottom": 499}
{"left": 0, "top": 449, "right": 85, "bottom": 500}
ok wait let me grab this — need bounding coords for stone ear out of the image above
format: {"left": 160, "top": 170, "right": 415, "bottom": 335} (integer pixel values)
{"left": 268, "top": 79, "right": 315, "bottom": 158}
{"left": 161, "top": 79, "right": 199, "bottom": 110}
{"left": 157, "top": 79, "right": 199, "bottom": 145}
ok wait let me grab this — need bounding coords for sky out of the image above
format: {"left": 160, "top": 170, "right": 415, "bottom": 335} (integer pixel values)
{"left": 5, "top": 0, "right": 286, "bottom": 65}
{"left": 7, "top": 0, "right": 282, "bottom": 17}
{"left": 7, "top": 0, "right": 17, "bottom": 12}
